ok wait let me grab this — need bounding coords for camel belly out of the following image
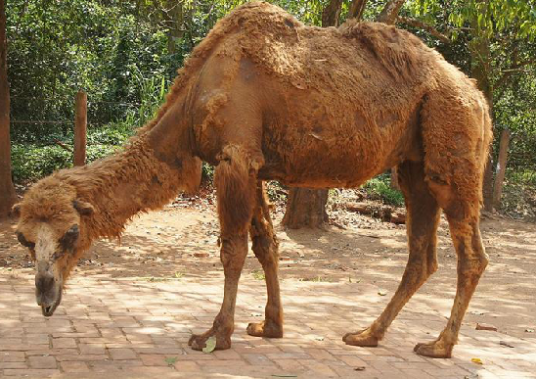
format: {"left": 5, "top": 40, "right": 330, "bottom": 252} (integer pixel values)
{"left": 258, "top": 100, "right": 421, "bottom": 188}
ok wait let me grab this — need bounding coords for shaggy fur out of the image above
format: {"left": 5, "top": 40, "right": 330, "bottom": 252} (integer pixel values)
{"left": 15, "top": 2, "right": 492, "bottom": 358}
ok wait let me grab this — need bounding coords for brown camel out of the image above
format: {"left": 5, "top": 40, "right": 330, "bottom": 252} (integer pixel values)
{"left": 12, "top": 2, "right": 492, "bottom": 358}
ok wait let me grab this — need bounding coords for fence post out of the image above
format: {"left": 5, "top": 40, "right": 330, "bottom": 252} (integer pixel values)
{"left": 74, "top": 90, "right": 87, "bottom": 166}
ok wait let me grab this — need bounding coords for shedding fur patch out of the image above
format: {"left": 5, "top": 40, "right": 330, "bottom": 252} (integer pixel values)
{"left": 340, "top": 21, "right": 423, "bottom": 82}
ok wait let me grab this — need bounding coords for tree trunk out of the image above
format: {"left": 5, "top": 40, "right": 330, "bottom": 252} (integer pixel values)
{"left": 281, "top": 188, "right": 329, "bottom": 229}
{"left": 376, "top": 0, "right": 406, "bottom": 24}
{"left": 0, "top": 0, "right": 17, "bottom": 218}
{"left": 492, "top": 128, "right": 510, "bottom": 210}
{"left": 469, "top": 0, "right": 494, "bottom": 213}
{"left": 321, "top": 0, "right": 343, "bottom": 27}
{"left": 390, "top": 167, "right": 400, "bottom": 189}
{"left": 349, "top": 0, "right": 368, "bottom": 20}
{"left": 282, "top": 0, "right": 345, "bottom": 229}
{"left": 378, "top": 0, "right": 405, "bottom": 188}
{"left": 164, "top": 0, "right": 184, "bottom": 54}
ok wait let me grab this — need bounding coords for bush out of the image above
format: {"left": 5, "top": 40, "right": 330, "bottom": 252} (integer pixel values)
{"left": 363, "top": 173, "right": 405, "bottom": 207}
{"left": 11, "top": 126, "right": 133, "bottom": 183}
{"left": 11, "top": 144, "right": 73, "bottom": 183}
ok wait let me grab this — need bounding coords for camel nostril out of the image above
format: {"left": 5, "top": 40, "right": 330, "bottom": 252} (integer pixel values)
{"left": 42, "top": 305, "right": 54, "bottom": 317}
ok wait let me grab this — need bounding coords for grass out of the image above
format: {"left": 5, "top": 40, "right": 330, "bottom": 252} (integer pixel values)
{"left": 252, "top": 270, "right": 265, "bottom": 281}
{"left": 299, "top": 275, "right": 334, "bottom": 283}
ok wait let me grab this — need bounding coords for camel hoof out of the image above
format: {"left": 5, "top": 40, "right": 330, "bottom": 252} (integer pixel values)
{"left": 414, "top": 340, "right": 453, "bottom": 358}
{"left": 342, "top": 328, "right": 379, "bottom": 347}
{"left": 188, "top": 333, "right": 231, "bottom": 351}
{"left": 247, "top": 320, "right": 283, "bottom": 338}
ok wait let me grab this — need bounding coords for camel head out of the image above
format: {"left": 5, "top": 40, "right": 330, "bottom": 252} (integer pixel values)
{"left": 12, "top": 177, "right": 94, "bottom": 317}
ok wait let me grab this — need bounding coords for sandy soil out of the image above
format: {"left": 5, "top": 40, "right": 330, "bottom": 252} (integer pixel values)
{"left": 1, "top": 197, "right": 535, "bottom": 341}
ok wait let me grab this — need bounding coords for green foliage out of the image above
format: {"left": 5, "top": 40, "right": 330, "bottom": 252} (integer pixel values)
{"left": 5, "top": 0, "right": 536, "bottom": 208}
{"left": 11, "top": 127, "right": 130, "bottom": 182}
{"left": 11, "top": 144, "right": 73, "bottom": 183}
{"left": 363, "top": 174, "right": 405, "bottom": 207}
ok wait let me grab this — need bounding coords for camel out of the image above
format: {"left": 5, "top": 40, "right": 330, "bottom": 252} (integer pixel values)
{"left": 12, "top": 2, "right": 492, "bottom": 358}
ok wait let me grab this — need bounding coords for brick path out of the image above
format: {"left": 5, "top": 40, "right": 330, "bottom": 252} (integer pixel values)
{"left": 1, "top": 273, "right": 535, "bottom": 379}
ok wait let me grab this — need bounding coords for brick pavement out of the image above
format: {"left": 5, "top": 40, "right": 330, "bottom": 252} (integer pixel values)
{"left": 1, "top": 273, "right": 535, "bottom": 379}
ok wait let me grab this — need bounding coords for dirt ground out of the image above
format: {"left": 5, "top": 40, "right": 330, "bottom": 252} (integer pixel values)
{"left": 2, "top": 194, "right": 535, "bottom": 339}
{"left": 1, "top": 194, "right": 535, "bottom": 377}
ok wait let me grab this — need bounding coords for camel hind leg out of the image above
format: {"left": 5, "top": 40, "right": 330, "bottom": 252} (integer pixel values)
{"left": 411, "top": 89, "right": 490, "bottom": 357}
{"left": 413, "top": 171, "right": 488, "bottom": 357}
{"left": 247, "top": 181, "right": 283, "bottom": 338}
{"left": 344, "top": 159, "right": 441, "bottom": 347}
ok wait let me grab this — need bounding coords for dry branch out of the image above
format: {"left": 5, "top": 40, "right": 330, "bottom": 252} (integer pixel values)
{"left": 397, "top": 16, "right": 450, "bottom": 43}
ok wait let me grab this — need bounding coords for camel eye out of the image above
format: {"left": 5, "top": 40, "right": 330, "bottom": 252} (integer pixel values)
{"left": 16, "top": 232, "right": 35, "bottom": 249}
{"left": 59, "top": 225, "right": 79, "bottom": 251}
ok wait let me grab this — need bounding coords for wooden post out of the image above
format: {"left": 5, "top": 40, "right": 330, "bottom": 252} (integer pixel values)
{"left": 74, "top": 90, "right": 87, "bottom": 166}
{"left": 492, "top": 128, "right": 511, "bottom": 210}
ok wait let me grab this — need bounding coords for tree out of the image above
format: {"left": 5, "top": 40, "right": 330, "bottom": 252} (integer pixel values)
{"left": 0, "top": 0, "right": 17, "bottom": 218}
{"left": 282, "top": 0, "right": 344, "bottom": 229}
{"left": 404, "top": 0, "right": 536, "bottom": 212}
{"left": 282, "top": 0, "right": 408, "bottom": 229}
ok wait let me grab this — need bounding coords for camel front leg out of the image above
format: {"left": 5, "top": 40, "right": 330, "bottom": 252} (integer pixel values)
{"left": 188, "top": 234, "right": 248, "bottom": 351}
{"left": 189, "top": 144, "right": 257, "bottom": 351}
{"left": 247, "top": 181, "right": 283, "bottom": 338}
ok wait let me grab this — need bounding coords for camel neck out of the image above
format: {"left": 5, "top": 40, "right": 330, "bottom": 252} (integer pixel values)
{"left": 58, "top": 103, "right": 201, "bottom": 240}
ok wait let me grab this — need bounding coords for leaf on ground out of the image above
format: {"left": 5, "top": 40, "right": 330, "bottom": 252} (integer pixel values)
{"left": 202, "top": 336, "right": 217, "bottom": 354}
{"left": 271, "top": 375, "right": 298, "bottom": 378}
{"left": 500, "top": 341, "right": 514, "bottom": 348}
{"left": 165, "top": 356, "right": 177, "bottom": 366}
{"left": 525, "top": 328, "right": 535, "bottom": 333}
{"left": 354, "top": 366, "right": 366, "bottom": 371}
{"left": 471, "top": 357, "right": 483, "bottom": 365}
{"left": 378, "top": 290, "right": 387, "bottom": 296}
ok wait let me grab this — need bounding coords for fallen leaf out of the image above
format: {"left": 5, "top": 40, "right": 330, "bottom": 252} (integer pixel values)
{"left": 165, "top": 356, "right": 177, "bottom": 366}
{"left": 525, "top": 328, "right": 535, "bottom": 333}
{"left": 471, "top": 357, "right": 483, "bottom": 365}
{"left": 271, "top": 375, "right": 298, "bottom": 378}
{"left": 378, "top": 290, "right": 387, "bottom": 296}
{"left": 499, "top": 341, "right": 514, "bottom": 348}
{"left": 314, "top": 336, "right": 324, "bottom": 341}
{"left": 202, "top": 336, "right": 217, "bottom": 354}
{"left": 354, "top": 366, "right": 366, "bottom": 371}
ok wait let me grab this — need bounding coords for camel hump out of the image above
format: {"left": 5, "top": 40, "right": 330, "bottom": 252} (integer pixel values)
{"left": 340, "top": 21, "right": 432, "bottom": 82}
{"left": 209, "top": 1, "right": 303, "bottom": 40}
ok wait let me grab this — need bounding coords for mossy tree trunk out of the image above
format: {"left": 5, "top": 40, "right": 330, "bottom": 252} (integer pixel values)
{"left": 0, "top": 0, "right": 17, "bottom": 218}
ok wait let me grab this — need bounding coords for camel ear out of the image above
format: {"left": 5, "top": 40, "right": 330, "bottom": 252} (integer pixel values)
{"left": 73, "top": 200, "right": 94, "bottom": 216}
{"left": 11, "top": 203, "right": 21, "bottom": 218}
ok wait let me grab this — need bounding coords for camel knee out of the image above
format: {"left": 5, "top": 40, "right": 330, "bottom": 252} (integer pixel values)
{"left": 219, "top": 236, "right": 248, "bottom": 276}
{"left": 252, "top": 234, "right": 279, "bottom": 265}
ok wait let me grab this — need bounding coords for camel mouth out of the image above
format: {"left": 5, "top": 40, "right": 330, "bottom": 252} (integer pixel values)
{"left": 42, "top": 304, "right": 56, "bottom": 317}
{"left": 38, "top": 286, "right": 62, "bottom": 317}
